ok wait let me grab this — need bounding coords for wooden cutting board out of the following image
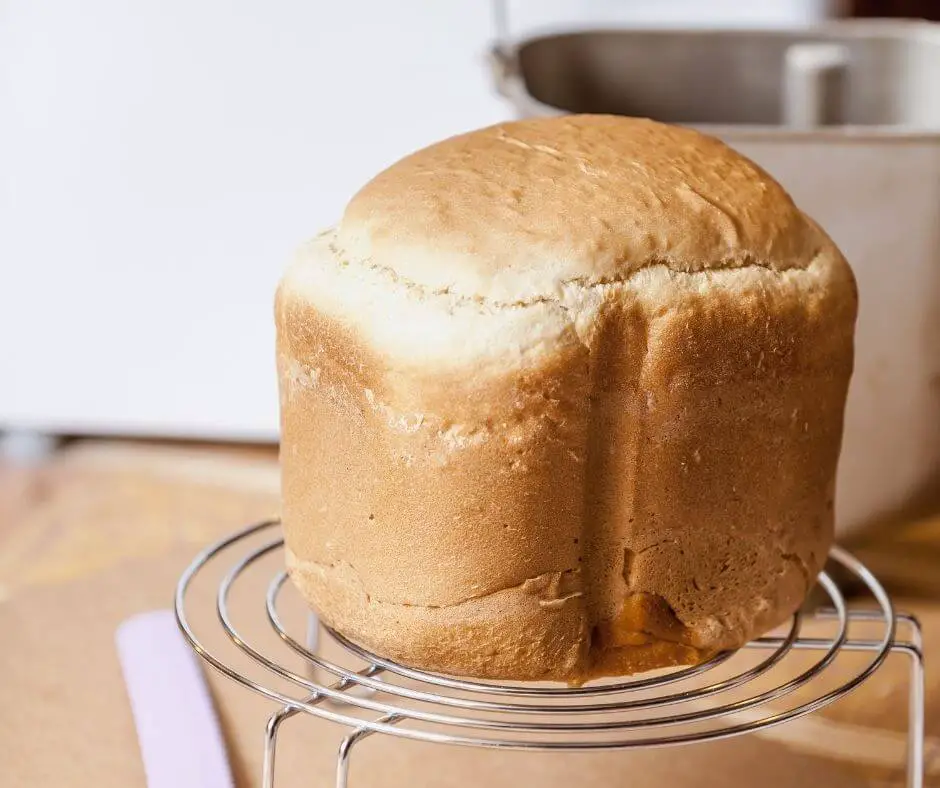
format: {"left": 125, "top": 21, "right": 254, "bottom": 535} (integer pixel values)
{"left": 0, "top": 440, "right": 935, "bottom": 786}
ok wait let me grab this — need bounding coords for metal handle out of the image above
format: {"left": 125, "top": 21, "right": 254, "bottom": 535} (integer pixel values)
{"left": 783, "top": 42, "right": 850, "bottom": 128}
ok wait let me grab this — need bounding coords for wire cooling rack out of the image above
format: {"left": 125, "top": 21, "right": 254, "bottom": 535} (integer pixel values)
{"left": 175, "top": 519, "right": 925, "bottom": 788}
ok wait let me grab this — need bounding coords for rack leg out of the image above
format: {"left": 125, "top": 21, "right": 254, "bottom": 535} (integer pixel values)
{"left": 264, "top": 666, "right": 384, "bottom": 788}
{"left": 897, "top": 612, "right": 924, "bottom": 652}
{"left": 264, "top": 693, "right": 322, "bottom": 788}
{"left": 335, "top": 714, "right": 402, "bottom": 788}
{"left": 895, "top": 618, "right": 925, "bottom": 788}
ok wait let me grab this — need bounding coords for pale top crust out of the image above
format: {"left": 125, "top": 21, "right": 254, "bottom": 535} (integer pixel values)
{"left": 280, "top": 115, "right": 845, "bottom": 373}
{"left": 340, "top": 114, "right": 821, "bottom": 298}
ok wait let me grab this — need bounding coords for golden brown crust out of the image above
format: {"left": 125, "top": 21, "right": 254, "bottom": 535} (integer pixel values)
{"left": 276, "top": 115, "right": 857, "bottom": 682}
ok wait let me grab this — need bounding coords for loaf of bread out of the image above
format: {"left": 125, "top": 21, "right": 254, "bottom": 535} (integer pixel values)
{"left": 275, "top": 115, "right": 856, "bottom": 682}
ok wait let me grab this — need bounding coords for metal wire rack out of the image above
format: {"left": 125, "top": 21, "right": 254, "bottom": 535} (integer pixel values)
{"left": 175, "top": 519, "right": 925, "bottom": 788}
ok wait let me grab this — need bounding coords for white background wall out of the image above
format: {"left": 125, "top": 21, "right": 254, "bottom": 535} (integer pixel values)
{"left": 0, "top": 0, "right": 839, "bottom": 441}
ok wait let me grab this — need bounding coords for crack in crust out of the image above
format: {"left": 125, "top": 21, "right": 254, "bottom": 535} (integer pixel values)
{"left": 326, "top": 238, "right": 823, "bottom": 313}
{"left": 287, "top": 550, "right": 581, "bottom": 611}
{"left": 780, "top": 550, "right": 813, "bottom": 594}
{"left": 622, "top": 539, "right": 680, "bottom": 590}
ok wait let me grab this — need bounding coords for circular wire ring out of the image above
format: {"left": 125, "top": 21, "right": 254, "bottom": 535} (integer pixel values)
{"left": 175, "top": 519, "right": 896, "bottom": 750}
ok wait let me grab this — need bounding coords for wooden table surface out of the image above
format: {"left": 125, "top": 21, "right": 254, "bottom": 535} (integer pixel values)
{"left": 0, "top": 439, "right": 937, "bottom": 786}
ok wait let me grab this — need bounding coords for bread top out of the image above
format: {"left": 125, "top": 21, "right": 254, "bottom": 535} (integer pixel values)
{"left": 339, "top": 115, "right": 822, "bottom": 302}
{"left": 279, "top": 115, "right": 849, "bottom": 371}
